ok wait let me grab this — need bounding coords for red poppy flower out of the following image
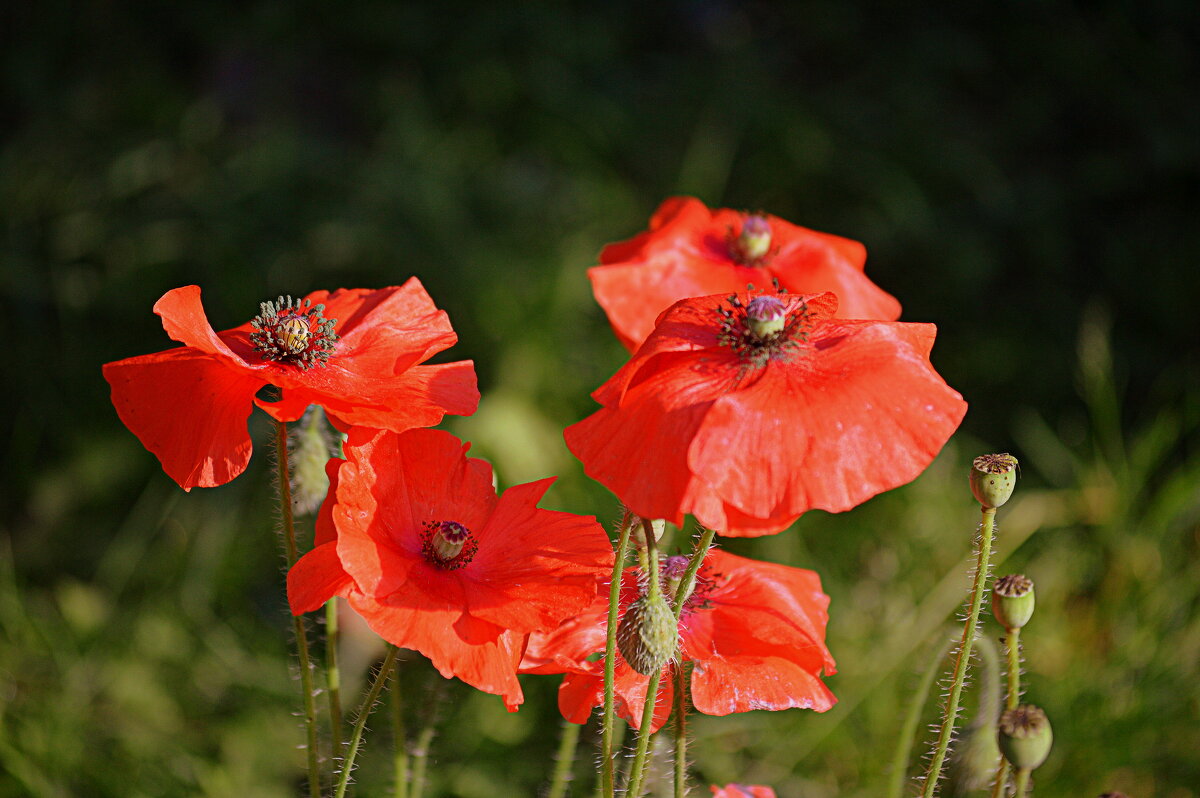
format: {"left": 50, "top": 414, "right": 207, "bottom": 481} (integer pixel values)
{"left": 102, "top": 278, "right": 479, "bottom": 489}
{"left": 564, "top": 290, "right": 966, "bottom": 536}
{"left": 522, "top": 549, "right": 836, "bottom": 733}
{"left": 711, "top": 785, "right": 777, "bottom": 798}
{"left": 287, "top": 427, "right": 614, "bottom": 709}
{"left": 590, "top": 196, "right": 901, "bottom": 350}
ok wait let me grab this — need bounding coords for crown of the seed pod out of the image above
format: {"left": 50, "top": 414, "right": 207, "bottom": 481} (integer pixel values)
{"left": 616, "top": 591, "right": 678, "bottom": 675}
{"left": 998, "top": 704, "right": 1053, "bottom": 771}
{"left": 970, "top": 453, "right": 1019, "bottom": 508}
{"left": 993, "top": 573, "right": 1036, "bottom": 629}
{"left": 745, "top": 295, "right": 787, "bottom": 339}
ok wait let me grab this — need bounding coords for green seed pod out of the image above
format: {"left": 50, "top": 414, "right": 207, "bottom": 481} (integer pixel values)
{"left": 998, "top": 705, "right": 1053, "bottom": 771}
{"left": 969, "top": 453, "right": 1019, "bottom": 508}
{"left": 993, "top": 574, "right": 1036, "bottom": 629}
{"left": 745, "top": 295, "right": 787, "bottom": 340}
{"left": 616, "top": 592, "right": 677, "bottom": 675}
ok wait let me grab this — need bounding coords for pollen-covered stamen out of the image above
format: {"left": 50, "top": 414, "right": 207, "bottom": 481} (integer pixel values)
{"left": 716, "top": 291, "right": 813, "bottom": 369}
{"left": 420, "top": 520, "right": 479, "bottom": 570}
{"left": 660, "top": 555, "right": 717, "bottom": 616}
{"left": 726, "top": 214, "right": 774, "bottom": 266}
{"left": 249, "top": 295, "right": 339, "bottom": 370}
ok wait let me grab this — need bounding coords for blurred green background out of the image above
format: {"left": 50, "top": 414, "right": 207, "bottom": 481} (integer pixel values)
{"left": 2, "top": 2, "right": 1198, "bottom": 796}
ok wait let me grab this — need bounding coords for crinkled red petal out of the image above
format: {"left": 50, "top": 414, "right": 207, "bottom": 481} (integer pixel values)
{"left": 103, "top": 347, "right": 264, "bottom": 489}
{"left": 690, "top": 653, "right": 836, "bottom": 715}
{"left": 287, "top": 541, "right": 353, "bottom": 615}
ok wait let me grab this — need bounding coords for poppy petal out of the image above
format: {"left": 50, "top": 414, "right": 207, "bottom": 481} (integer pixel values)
{"left": 690, "top": 654, "right": 836, "bottom": 715}
{"left": 103, "top": 347, "right": 264, "bottom": 489}
{"left": 288, "top": 541, "right": 353, "bottom": 614}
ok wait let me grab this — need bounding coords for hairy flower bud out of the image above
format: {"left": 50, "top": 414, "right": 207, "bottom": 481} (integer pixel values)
{"left": 288, "top": 405, "right": 337, "bottom": 515}
{"left": 998, "top": 705, "right": 1053, "bottom": 771}
{"left": 993, "top": 573, "right": 1036, "bottom": 629}
{"left": 631, "top": 518, "right": 666, "bottom": 550}
{"left": 617, "top": 592, "right": 677, "bottom": 675}
{"left": 970, "top": 453, "right": 1019, "bottom": 508}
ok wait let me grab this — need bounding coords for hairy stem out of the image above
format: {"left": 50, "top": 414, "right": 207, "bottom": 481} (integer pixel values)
{"left": 601, "top": 510, "right": 634, "bottom": 798}
{"left": 991, "top": 626, "right": 1023, "bottom": 798}
{"left": 326, "top": 598, "right": 344, "bottom": 759}
{"left": 334, "top": 646, "right": 400, "bottom": 798}
{"left": 921, "top": 506, "right": 997, "bottom": 798}
{"left": 673, "top": 663, "right": 689, "bottom": 798}
{"left": 274, "top": 418, "right": 322, "bottom": 798}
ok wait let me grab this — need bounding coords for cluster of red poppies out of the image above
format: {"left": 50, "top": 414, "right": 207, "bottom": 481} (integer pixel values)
{"left": 103, "top": 197, "right": 966, "bottom": 783}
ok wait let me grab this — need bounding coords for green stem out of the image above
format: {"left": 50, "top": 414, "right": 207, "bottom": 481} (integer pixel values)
{"left": 274, "top": 419, "right": 322, "bottom": 798}
{"left": 921, "top": 506, "right": 997, "bottom": 798}
{"left": 625, "top": 521, "right": 666, "bottom": 798}
{"left": 548, "top": 719, "right": 582, "bottom": 798}
{"left": 991, "top": 627, "right": 1023, "bottom": 798}
{"left": 410, "top": 719, "right": 437, "bottom": 798}
{"left": 335, "top": 646, "right": 400, "bottom": 798}
{"left": 673, "top": 663, "right": 689, "bottom": 798}
{"left": 1013, "top": 767, "right": 1030, "bottom": 796}
{"left": 392, "top": 664, "right": 409, "bottom": 798}
{"left": 626, "top": 525, "right": 716, "bottom": 798}
{"left": 887, "top": 635, "right": 955, "bottom": 798}
{"left": 601, "top": 510, "right": 634, "bottom": 798}
{"left": 327, "top": 598, "right": 344, "bottom": 759}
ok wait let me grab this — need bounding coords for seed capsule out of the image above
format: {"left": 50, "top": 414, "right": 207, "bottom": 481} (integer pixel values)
{"left": 277, "top": 315, "right": 311, "bottom": 353}
{"left": 969, "top": 453, "right": 1019, "bottom": 508}
{"left": 998, "top": 705, "right": 1053, "bottom": 771}
{"left": 993, "top": 574, "right": 1036, "bottom": 629}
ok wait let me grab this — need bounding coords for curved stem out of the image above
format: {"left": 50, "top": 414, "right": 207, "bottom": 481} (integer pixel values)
{"left": 887, "top": 635, "right": 955, "bottom": 798}
{"left": 626, "top": 525, "right": 716, "bottom": 797}
{"left": 410, "top": 717, "right": 438, "bottom": 798}
{"left": 327, "top": 598, "right": 344, "bottom": 759}
{"left": 548, "top": 719, "right": 582, "bottom": 798}
{"left": 673, "top": 663, "right": 689, "bottom": 798}
{"left": 601, "top": 510, "right": 634, "bottom": 798}
{"left": 921, "top": 506, "right": 997, "bottom": 798}
{"left": 274, "top": 419, "right": 321, "bottom": 798}
{"left": 335, "top": 646, "right": 400, "bottom": 798}
{"left": 991, "top": 626, "right": 1023, "bottom": 797}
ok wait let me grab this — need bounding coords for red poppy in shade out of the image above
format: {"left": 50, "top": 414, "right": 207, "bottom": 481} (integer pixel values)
{"left": 287, "top": 427, "right": 614, "bottom": 709}
{"left": 590, "top": 196, "right": 901, "bottom": 350}
{"left": 711, "top": 785, "right": 777, "bottom": 798}
{"left": 522, "top": 549, "right": 836, "bottom": 733}
{"left": 102, "top": 278, "right": 479, "bottom": 489}
{"left": 564, "top": 290, "right": 967, "bottom": 536}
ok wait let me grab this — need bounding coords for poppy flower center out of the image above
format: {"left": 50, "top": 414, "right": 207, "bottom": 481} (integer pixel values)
{"left": 421, "top": 520, "right": 478, "bottom": 570}
{"left": 660, "top": 555, "right": 716, "bottom": 616}
{"left": 716, "top": 292, "right": 813, "bottom": 369}
{"left": 727, "top": 214, "right": 773, "bottom": 266}
{"left": 249, "top": 296, "right": 339, "bottom": 370}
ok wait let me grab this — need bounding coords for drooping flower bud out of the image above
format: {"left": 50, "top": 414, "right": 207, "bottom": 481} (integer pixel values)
{"left": 969, "top": 453, "right": 1019, "bottom": 508}
{"left": 733, "top": 215, "right": 772, "bottom": 264}
{"left": 631, "top": 518, "right": 666, "bottom": 550}
{"left": 998, "top": 705, "right": 1053, "bottom": 771}
{"left": 745, "top": 295, "right": 787, "bottom": 340}
{"left": 993, "top": 574, "right": 1036, "bottom": 629}
{"left": 288, "top": 405, "right": 337, "bottom": 515}
{"left": 616, "top": 591, "right": 678, "bottom": 675}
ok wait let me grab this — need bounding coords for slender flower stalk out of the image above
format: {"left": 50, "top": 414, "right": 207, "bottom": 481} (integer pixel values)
{"left": 992, "top": 573, "right": 1035, "bottom": 798}
{"left": 274, "top": 419, "right": 321, "bottom": 798}
{"left": 410, "top": 717, "right": 438, "bottom": 798}
{"left": 1012, "top": 767, "right": 1031, "bottom": 796}
{"left": 625, "top": 525, "right": 669, "bottom": 798}
{"left": 921, "top": 505, "right": 997, "bottom": 798}
{"left": 548, "top": 719, "right": 582, "bottom": 798}
{"left": 673, "top": 662, "right": 689, "bottom": 798}
{"left": 334, "top": 646, "right": 400, "bottom": 798}
{"left": 625, "top": 525, "right": 716, "bottom": 797}
{"left": 991, "top": 626, "right": 1023, "bottom": 798}
{"left": 326, "top": 598, "right": 344, "bottom": 759}
{"left": 601, "top": 510, "right": 634, "bottom": 797}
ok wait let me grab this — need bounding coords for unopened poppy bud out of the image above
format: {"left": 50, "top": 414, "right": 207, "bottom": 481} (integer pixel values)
{"left": 631, "top": 518, "right": 666, "bottom": 550}
{"left": 970, "top": 453, "right": 1019, "bottom": 508}
{"left": 288, "top": 405, "right": 336, "bottom": 516}
{"left": 998, "top": 705, "right": 1053, "bottom": 771}
{"left": 736, "top": 215, "right": 772, "bottom": 263}
{"left": 617, "top": 592, "right": 677, "bottom": 675}
{"left": 993, "top": 574, "right": 1036, "bottom": 629}
{"left": 947, "top": 721, "right": 1002, "bottom": 793}
{"left": 746, "top": 295, "right": 787, "bottom": 339}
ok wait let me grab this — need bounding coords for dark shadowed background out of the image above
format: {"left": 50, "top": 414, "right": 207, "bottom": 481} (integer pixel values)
{"left": 2, "top": 2, "right": 1198, "bottom": 796}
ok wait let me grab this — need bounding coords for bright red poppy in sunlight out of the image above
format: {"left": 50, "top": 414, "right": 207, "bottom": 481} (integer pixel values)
{"left": 287, "top": 427, "right": 614, "bottom": 709}
{"left": 102, "top": 278, "right": 479, "bottom": 489}
{"left": 590, "top": 196, "right": 901, "bottom": 350}
{"left": 563, "top": 290, "right": 967, "bottom": 536}
{"left": 711, "top": 785, "right": 777, "bottom": 798}
{"left": 521, "top": 549, "right": 836, "bottom": 733}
